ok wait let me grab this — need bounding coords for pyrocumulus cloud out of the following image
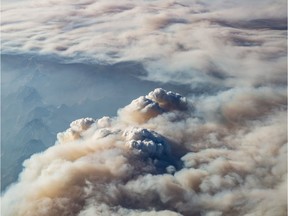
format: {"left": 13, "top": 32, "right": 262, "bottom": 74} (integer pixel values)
{"left": 2, "top": 88, "right": 286, "bottom": 216}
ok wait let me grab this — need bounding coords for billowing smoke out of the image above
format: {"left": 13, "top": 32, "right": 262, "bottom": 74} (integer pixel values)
{"left": 2, "top": 88, "right": 286, "bottom": 216}
{"left": 1, "top": 0, "right": 287, "bottom": 215}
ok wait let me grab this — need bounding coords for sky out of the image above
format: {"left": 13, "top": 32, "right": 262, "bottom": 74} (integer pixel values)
{"left": 1, "top": 0, "right": 287, "bottom": 216}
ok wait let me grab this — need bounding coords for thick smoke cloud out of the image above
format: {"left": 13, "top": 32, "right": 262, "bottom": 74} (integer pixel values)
{"left": 118, "top": 88, "right": 188, "bottom": 123}
{"left": 1, "top": 0, "right": 287, "bottom": 215}
{"left": 1, "top": 0, "right": 287, "bottom": 86}
{"left": 2, "top": 88, "right": 286, "bottom": 216}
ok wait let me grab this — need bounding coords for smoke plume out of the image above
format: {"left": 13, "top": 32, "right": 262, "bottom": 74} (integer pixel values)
{"left": 1, "top": 0, "right": 287, "bottom": 215}
{"left": 2, "top": 88, "right": 286, "bottom": 216}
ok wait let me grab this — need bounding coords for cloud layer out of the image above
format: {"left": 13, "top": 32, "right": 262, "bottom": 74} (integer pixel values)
{"left": 2, "top": 88, "right": 286, "bottom": 216}
{"left": 1, "top": 0, "right": 287, "bottom": 86}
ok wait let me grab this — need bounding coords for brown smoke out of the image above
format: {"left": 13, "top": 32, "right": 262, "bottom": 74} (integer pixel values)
{"left": 2, "top": 88, "right": 286, "bottom": 216}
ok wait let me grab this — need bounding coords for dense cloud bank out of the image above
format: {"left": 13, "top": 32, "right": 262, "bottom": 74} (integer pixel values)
{"left": 1, "top": 0, "right": 287, "bottom": 86}
{"left": 2, "top": 88, "right": 287, "bottom": 216}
